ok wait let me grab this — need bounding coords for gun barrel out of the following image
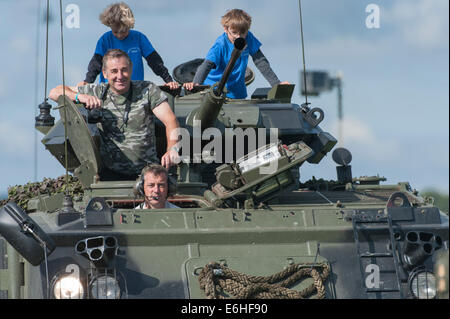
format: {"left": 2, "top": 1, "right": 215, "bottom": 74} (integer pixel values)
{"left": 216, "top": 37, "right": 246, "bottom": 96}
{"left": 192, "top": 37, "right": 246, "bottom": 131}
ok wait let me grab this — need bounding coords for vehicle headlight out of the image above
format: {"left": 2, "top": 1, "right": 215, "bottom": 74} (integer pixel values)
{"left": 53, "top": 275, "right": 84, "bottom": 299}
{"left": 90, "top": 275, "right": 121, "bottom": 299}
{"left": 410, "top": 271, "right": 436, "bottom": 299}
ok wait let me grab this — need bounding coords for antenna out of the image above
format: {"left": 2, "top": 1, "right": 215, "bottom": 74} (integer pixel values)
{"left": 33, "top": 0, "right": 42, "bottom": 182}
{"left": 58, "top": 0, "right": 76, "bottom": 214}
{"left": 35, "top": 0, "right": 55, "bottom": 134}
{"left": 297, "top": 0, "right": 325, "bottom": 129}
{"left": 58, "top": 0, "right": 68, "bottom": 190}
{"left": 298, "top": 0, "right": 309, "bottom": 107}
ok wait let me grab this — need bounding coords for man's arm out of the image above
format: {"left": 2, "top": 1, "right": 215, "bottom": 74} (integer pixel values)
{"left": 49, "top": 85, "right": 102, "bottom": 109}
{"left": 152, "top": 101, "right": 180, "bottom": 168}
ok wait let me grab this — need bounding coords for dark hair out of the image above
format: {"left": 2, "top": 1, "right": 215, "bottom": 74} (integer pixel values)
{"left": 141, "top": 164, "right": 168, "bottom": 180}
{"left": 136, "top": 164, "right": 176, "bottom": 198}
{"left": 102, "top": 48, "right": 133, "bottom": 71}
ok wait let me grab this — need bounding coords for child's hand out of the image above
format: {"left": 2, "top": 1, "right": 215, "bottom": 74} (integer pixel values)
{"left": 164, "top": 81, "right": 180, "bottom": 90}
{"left": 183, "top": 82, "right": 197, "bottom": 90}
{"left": 279, "top": 81, "right": 291, "bottom": 85}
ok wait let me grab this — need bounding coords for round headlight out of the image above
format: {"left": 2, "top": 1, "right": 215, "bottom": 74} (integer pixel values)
{"left": 90, "top": 275, "right": 121, "bottom": 299}
{"left": 53, "top": 275, "right": 84, "bottom": 299}
{"left": 410, "top": 271, "right": 436, "bottom": 299}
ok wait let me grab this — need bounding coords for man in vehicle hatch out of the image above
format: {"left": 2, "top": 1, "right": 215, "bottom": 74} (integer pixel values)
{"left": 135, "top": 164, "right": 179, "bottom": 209}
{"left": 49, "top": 49, "right": 180, "bottom": 179}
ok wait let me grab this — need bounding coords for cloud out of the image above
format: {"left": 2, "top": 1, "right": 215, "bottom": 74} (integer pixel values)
{"left": 329, "top": 116, "right": 401, "bottom": 162}
{"left": 385, "top": 0, "right": 449, "bottom": 49}
{"left": 308, "top": 35, "right": 388, "bottom": 61}
{"left": 11, "top": 36, "right": 32, "bottom": 53}
{"left": 0, "top": 120, "right": 34, "bottom": 153}
{"left": 304, "top": 1, "right": 449, "bottom": 63}
{"left": 0, "top": 78, "right": 7, "bottom": 98}
{"left": 64, "top": 64, "right": 85, "bottom": 87}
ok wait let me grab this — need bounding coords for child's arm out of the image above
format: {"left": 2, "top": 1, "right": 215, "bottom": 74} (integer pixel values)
{"left": 84, "top": 53, "right": 103, "bottom": 83}
{"left": 145, "top": 51, "right": 178, "bottom": 89}
{"left": 252, "top": 49, "right": 281, "bottom": 87}
{"left": 193, "top": 60, "right": 215, "bottom": 84}
{"left": 183, "top": 60, "right": 215, "bottom": 90}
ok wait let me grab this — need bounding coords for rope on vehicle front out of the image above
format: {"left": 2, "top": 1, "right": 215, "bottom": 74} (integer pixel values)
{"left": 198, "top": 261, "right": 330, "bottom": 299}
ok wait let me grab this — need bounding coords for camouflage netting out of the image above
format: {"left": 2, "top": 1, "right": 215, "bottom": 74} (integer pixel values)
{"left": 0, "top": 175, "right": 84, "bottom": 211}
{"left": 299, "top": 176, "right": 343, "bottom": 191}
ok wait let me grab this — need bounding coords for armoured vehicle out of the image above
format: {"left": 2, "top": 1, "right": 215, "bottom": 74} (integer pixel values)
{"left": 0, "top": 37, "right": 448, "bottom": 300}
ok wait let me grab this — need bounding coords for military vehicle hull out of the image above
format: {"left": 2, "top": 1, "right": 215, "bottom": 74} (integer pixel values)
{"left": 1, "top": 170, "right": 448, "bottom": 299}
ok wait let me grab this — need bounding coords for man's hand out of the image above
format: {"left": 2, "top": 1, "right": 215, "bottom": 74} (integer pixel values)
{"left": 77, "top": 81, "right": 88, "bottom": 87}
{"left": 161, "top": 149, "right": 180, "bottom": 169}
{"left": 153, "top": 101, "right": 180, "bottom": 169}
{"left": 49, "top": 84, "right": 101, "bottom": 109}
{"left": 78, "top": 93, "right": 102, "bottom": 109}
{"left": 164, "top": 81, "right": 180, "bottom": 90}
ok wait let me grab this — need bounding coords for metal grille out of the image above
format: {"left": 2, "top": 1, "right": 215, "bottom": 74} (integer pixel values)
{"left": 87, "top": 268, "right": 127, "bottom": 299}
{"left": 50, "top": 266, "right": 127, "bottom": 299}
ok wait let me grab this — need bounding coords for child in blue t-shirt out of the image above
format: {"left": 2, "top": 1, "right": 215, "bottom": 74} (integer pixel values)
{"left": 184, "top": 9, "right": 289, "bottom": 99}
{"left": 82, "top": 2, "right": 178, "bottom": 90}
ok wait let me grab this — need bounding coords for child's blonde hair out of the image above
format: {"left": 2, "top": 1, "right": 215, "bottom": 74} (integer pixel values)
{"left": 221, "top": 9, "right": 252, "bottom": 33}
{"left": 99, "top": 2, "right": 135, "bottom": 32}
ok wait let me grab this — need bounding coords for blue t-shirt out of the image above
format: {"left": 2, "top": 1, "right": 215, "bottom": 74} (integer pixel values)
{"left": 203, "top": 31, "right": 262, "bottom": 99}
{"left": 94, "top": 30, "right": 155, "bottom": 83}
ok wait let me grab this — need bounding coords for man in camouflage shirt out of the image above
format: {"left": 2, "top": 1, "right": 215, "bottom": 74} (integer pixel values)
{"left": 49, "top": 49, "right": 179, "bottom": 178}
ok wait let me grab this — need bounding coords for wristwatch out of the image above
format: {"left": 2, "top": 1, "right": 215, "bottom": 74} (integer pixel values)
{"left": 170, "top": 145, "right": 180, "bottom": 153}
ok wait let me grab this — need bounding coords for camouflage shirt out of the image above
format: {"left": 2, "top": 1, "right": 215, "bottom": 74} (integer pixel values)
{"left": 78, "top": 81, "right": 167, "bottom": 176}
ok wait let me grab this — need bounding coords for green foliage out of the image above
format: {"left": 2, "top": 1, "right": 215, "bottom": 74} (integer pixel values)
{"left": 0, "top": 175, "right": 83, "bottom": 211}
{"left": 421, "top": 189, "right": 449, "bottom": 214}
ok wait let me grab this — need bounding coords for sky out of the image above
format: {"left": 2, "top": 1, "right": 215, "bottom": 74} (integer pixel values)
{"left": 0, "top": 0, "right": 448, "bottom": 198}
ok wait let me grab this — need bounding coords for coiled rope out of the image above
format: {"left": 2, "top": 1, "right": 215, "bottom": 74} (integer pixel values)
{"left": 198, "top": 261, "right": 330, "bottom": 299}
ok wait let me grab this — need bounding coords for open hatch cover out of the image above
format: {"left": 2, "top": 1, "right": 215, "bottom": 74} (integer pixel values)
{"left": 57, "top": 95, "right": 102, "bottom": 188}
